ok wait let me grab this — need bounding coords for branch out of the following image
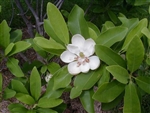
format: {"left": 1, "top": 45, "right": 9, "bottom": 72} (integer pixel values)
{"left": 9, "top": 0, "right": 15, "bottom": 26}
{"left": 14, "top": 0, "right": 34, "bottom": 38}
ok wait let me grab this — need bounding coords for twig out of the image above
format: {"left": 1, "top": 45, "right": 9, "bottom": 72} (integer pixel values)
{"left": 9, "top": 0, "right": 15, "bottom": 26}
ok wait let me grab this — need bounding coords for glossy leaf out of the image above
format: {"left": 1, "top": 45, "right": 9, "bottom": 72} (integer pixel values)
{"left": 10, "top": 29, "right": 22, "bottom": 43}
{"left": 88, "top": 22, "right": 101, "bottom": 36}
{"left": 0, "top": 20, "right": 10, "bottom": 48}
{"left": 46, "top": 3, "right": 69, "bottom": 44}
{"left": 7, "top": 58, "right": 24, "bottom": 77}
{"left": 126, "top": 36, "right": 144, "bottom": 73}
{"left": 122, "top": 18, "right": 147, "bottom": 51}
{"left": 30, "top": 67, "right": 41, "bottom": 101}
{"left": 119, "top": 17, "right": 139, "bottom": 32}
{"left": 80, "top": 89, "right": 95, "bottom": 113}
{"left": 7, "top": 41, "right": 31, "bottom": 56}
{"left": 37, "top": 97, "right": 63, "bottom": 108}
{"left": 3, "top": 88, "right": 16, "bottom": 99}
{"left": 70, "top": 68, "right": 102, "bottom": 99}
{"left": 37, "top": 108, "right": 57, "bottom": 113}
{"left": 88, "top": 27, "right": 98, "bottom": 41}
{"left": 34, "top": 37, "right": 65, "bottom": 55}
{"left": 4, "top": 43, "right": 15, "bottom": 56}
{"left": 68, "top": 5, "right": 89, "bottom": 38}
{"left": 123, "top": 82, "right": 141, "bottom": 113}
{"left": 93, "top": 80, "right": 125, "bottom": 103}
{"left": 8, "top": 103, "right": 28, "bottom": 113}
{"left": 135, "top": 76, "right": 150, "bottom": 94}
{"left": 101, "top": 21, "right": 115, "bottom": 32}
{"left": 53, "top": 66, "right": 72, "bottom": 90}
{"left": 106, "top": 65, "right": 129, "bottom": 84}
{"left": 96, "top": 26, "right": 128, "bottom": 47}
{"left": 11, "top": 79, "right": 28, "bottom": 94}
{"left": 0, "top": 73, "right": 2, "bottom": 91}
{"left": 95, "top": 45, "right": 126, "bottom": 67}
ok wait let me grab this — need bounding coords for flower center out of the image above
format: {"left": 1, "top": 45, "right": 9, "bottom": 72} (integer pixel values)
{"left": 75, "top": 52, "right": 90, "bottom": 67}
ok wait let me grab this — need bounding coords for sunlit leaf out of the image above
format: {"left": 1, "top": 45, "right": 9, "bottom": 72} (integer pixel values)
{"left": 101, "top": 21, "right": 115, "bottom": 32}
{"left": 126, "top": 36, "right": 144, "bottom": 73}
{"left": 4, "top": 43, "right": 14, "bottom": 56}
{"left": 8, "top": 103, "right": 28, "bottom": 113}
{"left": 47, "top": 62, "right": 60, "bottom": 75}
{"left": 30, "top": 67, "right": 41, "bottom": 101}
{"left": 123, "top": 81, "right": 141, "bottom": 113}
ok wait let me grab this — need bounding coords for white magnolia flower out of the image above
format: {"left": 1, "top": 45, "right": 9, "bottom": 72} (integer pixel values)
{"left": 45, "top": 73, "right": 53, "bottom": 82}
{"left": 60, "top": 34, "right": 100, "bottom": 75}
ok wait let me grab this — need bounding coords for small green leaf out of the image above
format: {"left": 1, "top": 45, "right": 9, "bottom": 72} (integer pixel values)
{"left": 95, "top": 45, "right": 126, "bottom": 67}
{"left": 122, "top": 18, "right": 147, "bottom": 51}
{"left": 3, "top": 88, "right": 16, "bottom": 99}
{"left": 96, "top": 26, "right": 128, "bottom": 47}
{"left": 88, "top": 22, "right": 101, "bottom": 36}
{"left": 7, "top": 58, "right": 24, "bottom": 77}
{"left": 107, "top": 10, "right": 119, "bottom": 24}
{"left": 141, "top": 27, "right": 150, "bottom": 40}
{"left": 106, "top": 65, "right": 129, "bottom": 84}
{"left": 93, "top": 80, "right": 125, "bottom": 103}
{"left": 46, "top": 3, "right": 69, "bottom": 44}
{"left": 4, "top": 43, "right": 15, "bottom": 56}
{"left": 15, "top": 93, "right": 35, "bottom": 105}
{"left": 53, "top": 66, "right": 72, "bottom": 90}
{"left": 123, "top": 81, "right": 141, "bottom": 113}
{"left": 34, "top": 37, "right": 65, "bottom": 55}
{"left": 30, "top": 67, "right": 41, "bottom": 101}
{"left": 0, "top": 73, "right": 2, "bottom": 91}
{"left": 11, "top": 79, "right": 28, "bottom": 94}
{"left": 47, "top": 62, "right": 60, "bottom": 75}
{"left": 101, "top": 21, "right": 115, "bottom": 32}
{"left": 68, "top": 5, "right": 89, "bottom": 38}
{"left": 126, "top": 36, "right": 144, "bottom": 73}
{"left": 37, "top": 97, "right": 63, "bottom": 108}
{"left": 37, "top": 108, "right": 58, "bottom": 113}
{"left": 135, "top": 76, "right": 150, "bottom": 94}
{"left": 7, "top": 41, "right": 31, "bottom": 56}
{"left": 0, "top": 20, "right": 11, "bottom": 49}
{"left": 10, "top": 29, "right": 22, "bottom": 43}
{"left": 80, "top": 89, "right": 95, "bottom": 113}
{"left": 8, "top": 103, "right": 28, "bottom": 113}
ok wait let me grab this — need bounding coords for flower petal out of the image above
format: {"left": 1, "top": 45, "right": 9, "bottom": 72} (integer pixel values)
{"left": 60, "top": 51, "right": 76, "bottom": 63}
{"left": 80, "top": 63, "right": 90, "bottom": 73}
{"left": 89, "top": 56, "right": 100, "bottom": 70}
{"left": 68, "top": 62, "right": 81, "bottom": 75}
{"left": 67, "top": 44, "right": 80, "bottom": 55}
{"left": 82, "top": 38, "right": 96, "bottom": 57}
{"left": 72, "top": 34, "right": 85, "bottom": 49}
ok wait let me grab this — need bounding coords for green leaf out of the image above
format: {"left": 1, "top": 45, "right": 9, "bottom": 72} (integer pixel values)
{"left": 3, "top": 88, "right": 16, "bottom": 99}
{"left": 96, "top": 26, "right": 128, "bottom": 47}
{"left": 8, "top": 103, "right": 28, "bottom": 113}
{"left": 46, "top": 3, "right": 69, "bottom": 44}
{"left": 68, "top": 5, "right": 89, "bottom": 38}
{"left": 106, "top": 65, "right": 129, "bottom": 84}
{"left": 88, "top": 22, "right": 101, "bottom": 36}
{"left": 53, "top": 66, "right": 72, "bottom": 90}
{"left": 119, "top": 17, "right": 139, "bottom": 33}
{"left": 93, "top": 80, "right": 125, "bottom": 103}
{"left": 4, "top": 43, "right": 15, "bottom": 56}
{"left": 37, "top": 97, "right": 63, "bottom": 108}
{"left": 47, "top": 62, "right": 60, "bottom": 75}
{"left": 0, "top": 20, "right": 10, "bottom": 48}
{"left": 107, "top": 10, "right": 119, "bottom": 24}
{"left": 141, "top": 27, "right": 150, "bottom": 40}
{"left": 30, "top": 67, "right": 41, "bottom": 101}
{"left": 7, "top": 41, "right": 31, "bottom": 56}
{"left": 0, "top": 73, "right": 2, "bottom": 91}
{"left": 126, "top": 36, "right": 144, "bottom": 73}
{"left": 134, "top": 0, "right": 150, "bottom": 6}
{"left": 80, "top": 89, "right": 95, "bottom": 113}
{"left": 15, "top": 93, "right": 35, "bottom": 105}
{"left": 37, "top": 108, "right": 57, "bottom": 113}
{"left": 95, "top": 45, "right": 126, "bottom": 67}
{"left": 34, "top": 37, "right": 65, "bottom": 55}
{"left": 101, "top": 21, "right": 115, "bottom": 32}
{"left": 123, "top": 81, "right": 141, "bottom": 113}
{"left": 27, "top": 110, "right": 36, "bottom": 113}
{"left": 70, "top": 68, "right": 102, "bottom": 99}
{"left": 122, "top": 18, "right": 148, "bottom": 51}
{"left": 11, "top": 79, "right": 28, "bottom": 94}
{"left": 135, "top": 76, "right": 150, "bottom": 94}
{"left": 10, "top": 29, "right": 22, "bottom": 43}
{"left": 7, "top": 58, "right": 24, "bottom": 77}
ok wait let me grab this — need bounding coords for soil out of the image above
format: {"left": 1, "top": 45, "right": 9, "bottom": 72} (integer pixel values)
{"left": 0, "top": 29, "right": 111, "bottom": 113}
